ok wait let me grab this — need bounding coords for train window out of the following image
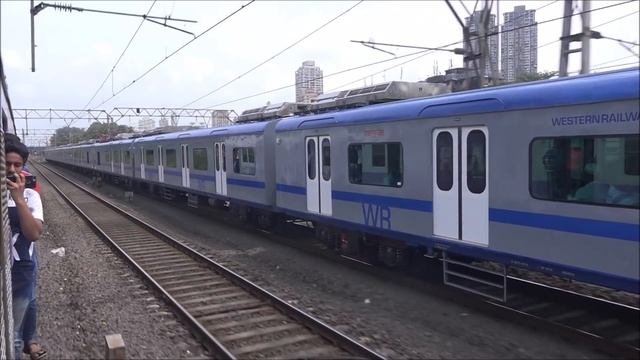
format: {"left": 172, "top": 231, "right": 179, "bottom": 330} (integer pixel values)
{"left": 193, "top": 148, "right": 208, "bottom": 171}
{"left": 145, "top": 149, "right": 155, "bottom": 166}
{"left": 86, "top": 152, "right": 90, "bottom": 163}
{"left": 436, "top": 132, "right": 454, "bottom": 191}
{"left": 624, "top": 137, "right": 639, "bottom": 175}
{"left": 165, "top": 149, "right": 177, "bottom": 168}
{"left": 222, "top": 144, "right": 226, "bottom": 172}
{"left": 105, "top": 151, "right": 111, "bottom": 163}
{"left": 467, "top": 130, "right": 486, "bottom": 194}
{"left": 232, "top": 147, "right": 256, "bottom": 175}
{"left": 530, "top": 135, "right": 639, "bottom": 208}
{"left": 307, "top": 139, "right": 316, "bottom": 180}
{"left": 322, "top": 138, "right": 331, "bottom": 181}
{"left": 124, "top": 151, "right": 131, "bottom": 162}
{"left": 113, "top": 150, "right": 121, "bottom": 163}
{"left": 348, "top": 142, "right": 403, "bottom": 187}
{"left": 97, "top": 152, "right": 101, "bottom": 165}
{"left": 215, "top": 144, "right": 220, "bottom": 171}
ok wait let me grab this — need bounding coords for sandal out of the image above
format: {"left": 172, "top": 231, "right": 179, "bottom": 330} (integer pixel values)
{"left": 23, "top": 343, "right": 47, "bottom": 360}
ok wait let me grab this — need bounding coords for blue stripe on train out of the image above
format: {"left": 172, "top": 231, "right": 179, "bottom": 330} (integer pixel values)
{"left": 489, "top": 208, "right": 639, "bottom": 242}
{"left": 227, "top": 178, "right": 265, "bottom": 189}
{"left": 277, "top": 184, "right": 639, "bottom": 242}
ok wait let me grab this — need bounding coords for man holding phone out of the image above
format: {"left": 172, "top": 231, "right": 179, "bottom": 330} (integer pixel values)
{"left": 5, "top": 137, "right": 47, "bottom": 360}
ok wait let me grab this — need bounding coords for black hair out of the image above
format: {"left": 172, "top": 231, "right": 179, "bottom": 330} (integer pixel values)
{"left": 5, "top": 137, "right": 29, "bottom": 162}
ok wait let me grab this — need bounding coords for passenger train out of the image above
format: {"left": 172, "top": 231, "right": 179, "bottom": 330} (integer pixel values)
{"left": 45, "top": 68, "right": 640, "bottom": 296}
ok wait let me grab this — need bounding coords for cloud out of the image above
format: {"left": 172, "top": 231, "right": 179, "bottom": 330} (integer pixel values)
{"left": 3, "top": 49, "right": 24, "bottom": 70}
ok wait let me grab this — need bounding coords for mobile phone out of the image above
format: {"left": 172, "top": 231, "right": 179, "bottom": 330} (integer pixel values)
{"left": 6, "top": 174, "right": 36, "bottom": 189}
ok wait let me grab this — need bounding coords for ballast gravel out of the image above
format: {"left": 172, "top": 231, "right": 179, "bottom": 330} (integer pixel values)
{"left": 30, "top": 163, "right": 615, "bottom": 359}
{"left": 28, "top": 174, "right": 209, "bottom": 359}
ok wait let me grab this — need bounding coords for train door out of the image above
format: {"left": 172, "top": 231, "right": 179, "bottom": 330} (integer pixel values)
{"left": 181, "top": 144, "right": 190, "bottom": 188}
{"left": 305, "top": 136, "right": 332, "bottom": 215}
{"left": 214, "top": 142, "right": 227, "bottom": 195}
{"left": 119, "top": 149, "right": 124, "bottom": 175}
{"left": 140, "top": 147, "right": 146, "bottom": 180}
{"left": 129, "top": 149, "right": 136, "bottom": 178}
{"left": 432, "top": 127, "right": 488, "bottom": 245}
{"left": 158, "top": 145, "right": 164, "bottom": 183}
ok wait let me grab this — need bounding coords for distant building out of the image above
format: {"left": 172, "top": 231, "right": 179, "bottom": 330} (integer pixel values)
{"left": 137, "top": 117, "right": 155, "bottom": 132}
{"left": 295, "top": 60, "right": 323, "bottom": 103}
{"left": 501, "top": 5, "right": 538, "bottom": 82}
{"left": 464, "top": 10, "right": 499, "bottom": 78}
{"left": 158, "top": 116, "right": 169, "bottom": 127}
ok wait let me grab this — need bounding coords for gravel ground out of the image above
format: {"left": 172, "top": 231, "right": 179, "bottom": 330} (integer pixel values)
{"left": 27, "top": 171, "right": 210, "bottom": 359}
{"left": 36, "top": 165, "right": 612, "bottom": 360}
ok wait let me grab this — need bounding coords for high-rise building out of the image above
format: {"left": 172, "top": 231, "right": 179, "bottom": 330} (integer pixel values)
{"left": 464, "top": 10, "right": 499, "bottom": 79}
{"left": 295, "top": 60, "right": 323, "bottom": 103}
{"left": 137, "top": 117, "right": 155, "bottom": 132}
{"left": 501, "top": 5, "right": 538, "bottom": 82}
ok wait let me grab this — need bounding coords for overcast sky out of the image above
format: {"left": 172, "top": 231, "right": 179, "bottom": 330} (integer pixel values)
{"left": 1, "top": 0, "right": 638, "bottom": 145}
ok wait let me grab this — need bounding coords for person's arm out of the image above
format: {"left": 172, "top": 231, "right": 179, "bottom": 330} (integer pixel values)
{"left": 8, "top": 173, "right": 44, "bottom": 241}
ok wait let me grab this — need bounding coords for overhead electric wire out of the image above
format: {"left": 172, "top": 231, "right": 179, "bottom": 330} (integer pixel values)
{"left": 181, "top": 0, "right": 363, "bottom": 108}
{"left": 205, "top": 48, "right": 435, "bottom": 108}
{"left": 83, "top": 1, "right": 157, "bottom": 110}
{"left": 93, "top": 0, "right": 255, "bottom": 109}
{"left": 215, "top": 0, "right": 630, "bottom": 107}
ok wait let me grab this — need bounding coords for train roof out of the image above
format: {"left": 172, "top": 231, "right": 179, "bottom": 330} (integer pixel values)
{"left": 275, "top": 67, "right": 640, "bottom": 132}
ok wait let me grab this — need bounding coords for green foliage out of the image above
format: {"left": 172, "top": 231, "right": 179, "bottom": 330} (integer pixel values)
{"left": 515, "top": 71, "right": 558, "bottom": 83}
{"left": 48, "top": 123, "right": 134, "bottom": 146}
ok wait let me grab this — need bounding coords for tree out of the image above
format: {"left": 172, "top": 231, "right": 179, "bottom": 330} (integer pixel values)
{"left": 515, "top": 71, "right": 558, "bottom": 83}
{"left": 49, "top": 127, "right": 84, "bottom": 146}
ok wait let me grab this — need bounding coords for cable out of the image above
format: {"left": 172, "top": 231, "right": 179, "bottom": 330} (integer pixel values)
{"left": 181, "top": 1, "right": 363, "bottom": 108}
{"left": 83, "top": 1, "right": 157, "bottom": 110}
{"left": 569, "top": 59, "right": 639, "bottom": 74}
{"left": 209, "top": 0, "right": 633, "bottom": 108}
{"left": 206, "top": 48, "right": 434, "bottom": 108}
{"left": 93, "top": 0, "right": 255, "bottom": 109}
{"left": 602, "top": 36, "right": 639, "bottom": 47}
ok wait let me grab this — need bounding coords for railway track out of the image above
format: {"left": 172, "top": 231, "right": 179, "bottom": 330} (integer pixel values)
{"left": 32, "top": 162, "right": 384, "bottom": 360}
{"left": 37, "top": 161, "right": 639, "bottom": 359}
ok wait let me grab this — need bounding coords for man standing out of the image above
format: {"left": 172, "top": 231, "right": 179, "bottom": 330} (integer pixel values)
{"left": 5, "top": 137, "right": 46, "bottom": 360}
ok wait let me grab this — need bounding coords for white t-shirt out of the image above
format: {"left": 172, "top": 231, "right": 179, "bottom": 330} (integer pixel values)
{"left": 8, "top": 188, "right": 44, "bottom": 262}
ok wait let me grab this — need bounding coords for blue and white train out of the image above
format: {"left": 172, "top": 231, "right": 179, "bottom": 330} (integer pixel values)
{"left": 45, "top": 68, "right": 640, "bottom": 295}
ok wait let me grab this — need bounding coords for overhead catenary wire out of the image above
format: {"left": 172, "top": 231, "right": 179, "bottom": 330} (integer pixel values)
{"left": 83, "top": 1, "right": 157, "bottom": 110}
{"left": 93, "top": 0, "right": 255, "bottom": 109}
{"left": 208, "top": 0, "right": 633, "bottom": 109}
{"left": 180, "top": 0, "right": 363, "bottom": 108}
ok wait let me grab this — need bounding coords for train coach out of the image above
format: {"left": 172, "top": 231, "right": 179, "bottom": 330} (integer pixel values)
{"left": 45, "top": 68, "right": 640, "bottom": 298}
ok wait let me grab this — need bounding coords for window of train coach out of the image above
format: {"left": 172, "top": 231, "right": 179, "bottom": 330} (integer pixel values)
{"left": 322, "top": 138, "right": 331, "bottom": 181}
{"left": 193, "top": 148, "right": 207, "bottom": 171}
{"left": 232, "top": 147, "right": 256, "bottom": 175}
{"left": 530, "top": 135, "right": 639, "bottom": 207}
{"left": 113, "top": 150, "right": 121, "bottom": 163}
{"left": 222, "top": 144, "right": 226, "bottom": 172}
{"left": 105, "top": 151, "right": 111, "bottom": 163}
{"left": 436, "top": 132, "right": 454, "bottom": 191}
{"left": 307, "top": 140, "right": 316, "bottom": 180}
{"left": 467, "top": 130, "right": 486, "bottom": 194}
{"left": 124, "top": 150, "right": 131, "bottom": 163}
{"left": 165, "top": 149, "right": 177, "bottom": 168}
{"left": 348, "top": 143, "right": 403, "bottom": 187}
{"left": 145, "top": 149, "right": 155, "bottom": 166}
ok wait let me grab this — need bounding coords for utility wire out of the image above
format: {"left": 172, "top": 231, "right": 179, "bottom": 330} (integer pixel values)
{"left": 93, "top": 0, "right": 255, "bottom": 109}
{"left": 206, "top": 48, "right": 434, "bottom": 109}
{"left": 332, "top": 1, "right": 623, "bottom": 92}
{"left": 569, "top": 59, "right": 638, "bottom": 74}
{"left": 83, "top": 1, "right": 157, "bottom": 110}
{"left": 205, "top": 0, "right": 633, "bottom": 109}
{"left": 181, "top": 1, "right": 363, "bottom": 108}
{"left": 602, "top": 35, "right": 639, "bottom": 47}
{"left": 538, "top": 10, "right": 640, "bottom": 49}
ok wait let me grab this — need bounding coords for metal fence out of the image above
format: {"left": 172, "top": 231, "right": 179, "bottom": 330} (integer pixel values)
{"left": 1, "top": 56, "right": 16, "bottom": 360}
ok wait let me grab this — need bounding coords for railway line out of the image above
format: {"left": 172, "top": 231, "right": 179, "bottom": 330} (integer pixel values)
{"left": 35, "top": 160, "right": 639, "bottom": 359}
{"left": 31, "top": 161, "right": 384, "bottom": 360}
